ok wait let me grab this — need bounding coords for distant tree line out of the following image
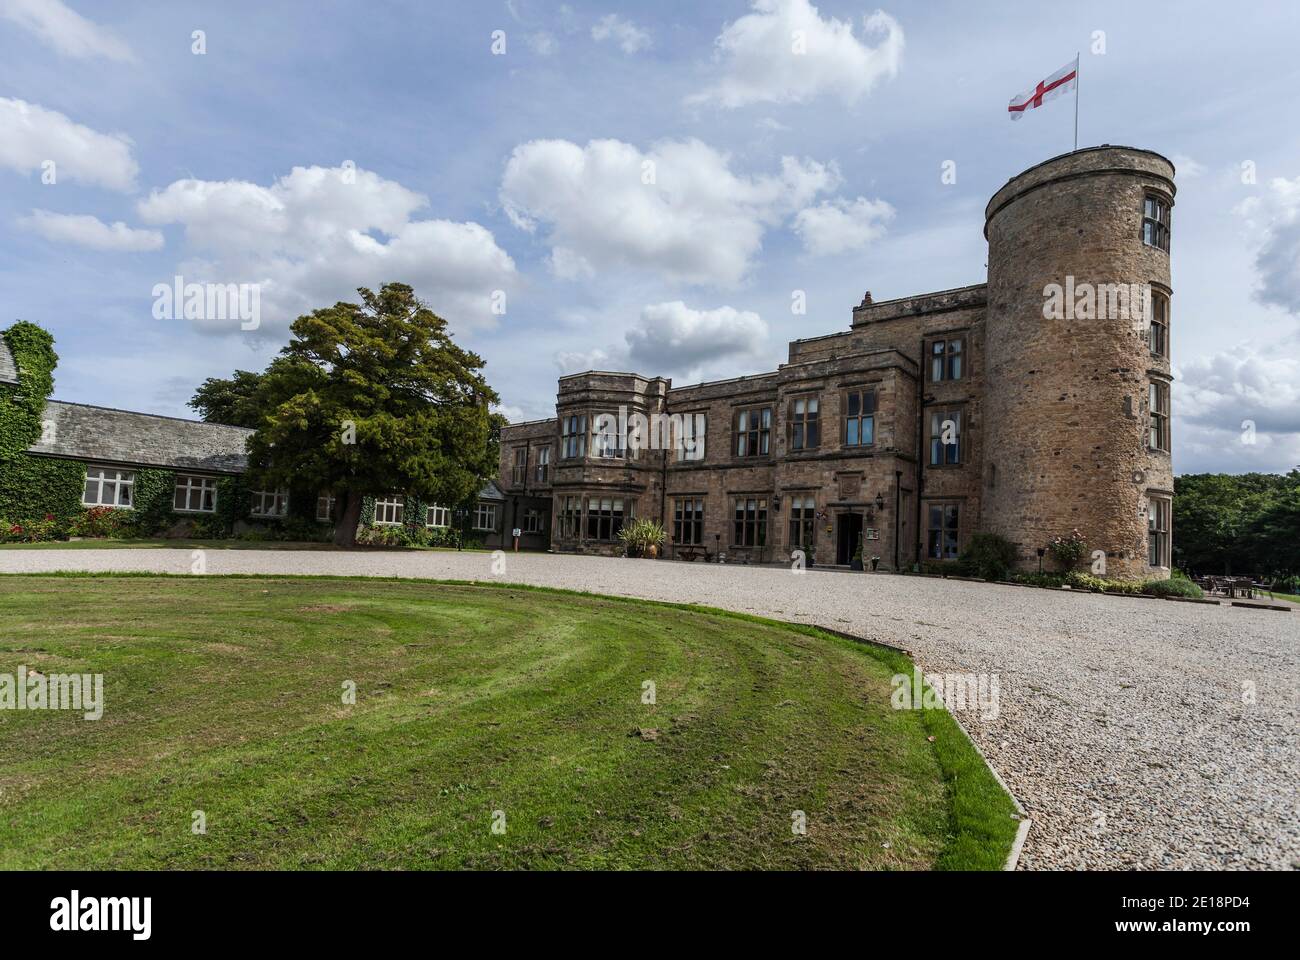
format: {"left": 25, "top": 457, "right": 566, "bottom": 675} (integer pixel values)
{"left": 1174, "top": 469, "right": 1300, "bottom": 580}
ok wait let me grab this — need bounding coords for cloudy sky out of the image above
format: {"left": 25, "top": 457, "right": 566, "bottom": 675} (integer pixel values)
{"left": 1, "top": 0, "right": 1297, "bottom": 475}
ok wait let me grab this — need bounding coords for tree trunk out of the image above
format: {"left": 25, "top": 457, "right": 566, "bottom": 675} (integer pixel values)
{"left": 333, "top": 491, "right": 364, "bottom": 547}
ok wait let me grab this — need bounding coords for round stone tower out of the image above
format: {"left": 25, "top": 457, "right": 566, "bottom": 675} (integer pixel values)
{"left": 982, "top": 146, "right": 1175, "bottom": 580}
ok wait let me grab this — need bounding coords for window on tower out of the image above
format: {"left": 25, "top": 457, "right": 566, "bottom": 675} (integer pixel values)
{"left": 1142, "top": 195, "right": 1170, "bottom": 252}
{"left": 1148, "top": 290, "right": 1169, "bottom": 358}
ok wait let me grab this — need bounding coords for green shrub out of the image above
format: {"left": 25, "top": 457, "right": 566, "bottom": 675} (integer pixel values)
{"left": 1, "top": 514, "right": 65, "bottom": 542}
{"left": 921, "top": 559, "right": 968, "bottom": 576}
{"left": 427, "top": 525, "right": 460, "bottom": 548}
{"left": 69, "top": 506, "right": 131, "bottom": 538}
{"left": 1010, "top": 572, "right": 1068, "bottom": 588}
{"left": 1067, "top": 572, "right": 1144, "bottom": 595}
{"left": 275, "top": 517, "right": 332, "bottom": 543}
{"left": 959, "top": 533, "right": 1017, "bottom": 581}
{"left": 1141, "top": 577, "right": 1204, "bottom": 599}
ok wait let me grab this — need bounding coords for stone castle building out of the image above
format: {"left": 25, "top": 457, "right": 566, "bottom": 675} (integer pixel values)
{"left": 497, "top": 147, "right": 1176, "bottom": 578}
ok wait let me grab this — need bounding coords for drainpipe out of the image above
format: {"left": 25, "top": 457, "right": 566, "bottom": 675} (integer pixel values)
{"left": 894, "top": 468, "right": 902, "bottom": 570}
{"left": 915, "top": 338, "right": 925, "bottom": 569}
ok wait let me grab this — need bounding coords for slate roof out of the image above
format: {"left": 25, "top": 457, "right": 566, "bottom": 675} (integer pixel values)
{"left": 28, "top": 401, "right": 253, "bottom": 474}
{"left": 478, "top": 479, "right": 506, "bottom": 501}
{"left": 0, "top": 338, "right": 18, "bottom": 384}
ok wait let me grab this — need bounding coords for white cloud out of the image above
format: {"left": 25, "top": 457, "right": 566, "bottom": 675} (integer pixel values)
{"left": 1169, "top": 153, "right": 1206, "bottom": 178}
{"left": 137, "top": 163, "right": 517, "bottom": 334}
{"left": 553, "top": 301, "right": 768, "bottom": 380}
{"left": 18, "top": 209, "right": 163, "bottom": 251}
{"left": 528, "top": 32, "right": 557, "bottom": 55}
{"left": 793, "top": 195, "right": 894, "bottom": 256}
{"left": 689, "top": 0, "right": 903, "bottom": 109}
{"left": 1175, "top": 346, "right": 1300, "bottom": 472}
{"left": 0, "top": 97, "right": 138, "bottom": 191}
{"left": 0, "top": 0, "right": 134, "bottom": 62}
{"left": 500, "top": 137, "right": 838, "bottom": 286}
{"left": 555, "top": 347, "right": 613, "bottom": 375}
{"left": 1236, "top": 175, "right": 1300, "bottom": 316}
{"left": 591, "top": 14, "right": 651, "bottom": 54}
{"left": 625, "top": 301, "right": 767, "bottom": 376}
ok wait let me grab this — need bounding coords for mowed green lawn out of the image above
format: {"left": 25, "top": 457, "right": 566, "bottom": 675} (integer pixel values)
{"left": 0, "top": 576, "right": 1018, "bottom": 870}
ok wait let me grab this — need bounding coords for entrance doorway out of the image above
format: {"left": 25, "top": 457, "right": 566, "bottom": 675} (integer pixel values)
{"left": 836, "top": 512, "right": 863, "bottom": 565}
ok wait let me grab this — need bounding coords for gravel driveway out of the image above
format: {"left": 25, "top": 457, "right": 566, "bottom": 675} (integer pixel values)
{"left": 2, "top": 547, "right": 1295, "bottom": 870}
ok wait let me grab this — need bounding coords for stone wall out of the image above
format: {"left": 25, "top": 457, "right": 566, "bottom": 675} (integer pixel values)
{"left": 983, "top": 146, "right": 1175, "bottom": 578}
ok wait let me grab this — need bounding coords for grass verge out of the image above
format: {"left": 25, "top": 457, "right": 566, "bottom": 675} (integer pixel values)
{"left": 0, "top": 574, "right": 1019, "bottom": 870}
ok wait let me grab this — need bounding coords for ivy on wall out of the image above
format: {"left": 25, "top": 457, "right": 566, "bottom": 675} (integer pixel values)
{"left": 404, "top": 494, "right": 428, "bottom": 534}
{"left": 0, "top": 322, "right": 58, "bottom": 462}
{"left": 0, "top": 454, "right": 84, "bottom": 523}
{"left": 131, "top": 469, "right": 176, "bottom": 534}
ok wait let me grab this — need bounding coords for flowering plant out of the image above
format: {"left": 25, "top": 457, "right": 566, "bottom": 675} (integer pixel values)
{"left": 1047, "top": 529, "right": 1087, "bottom": 570}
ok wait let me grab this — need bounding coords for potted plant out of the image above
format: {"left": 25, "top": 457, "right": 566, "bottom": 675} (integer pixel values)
{"left": 850, "top": 545, "right": 864, "bottom": 571}
{"left": 618, "top": 521, "right": 641, "bottom": 557}
{"left": 618, "top": 518, "right": 666, "bottom": 559}
{"left": 804, "top": 542, "right": 816, "bottom": 569}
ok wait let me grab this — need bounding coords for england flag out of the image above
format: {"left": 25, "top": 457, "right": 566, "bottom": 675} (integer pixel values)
{"left": 1008, "top": 57, "right": 1078, "bottom": 120}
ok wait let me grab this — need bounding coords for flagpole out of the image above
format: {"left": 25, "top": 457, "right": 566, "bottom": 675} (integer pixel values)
{"left": 1074, "top": 52, "right": 1080, "bottom": 151}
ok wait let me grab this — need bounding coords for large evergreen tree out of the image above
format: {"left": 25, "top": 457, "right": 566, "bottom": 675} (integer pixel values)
{"left": 188, "top": 369, "right": 267, "bottom": 428}
{"left": 230, "top": 283, "right": 498, "bottom": 546}
{"left": 1174, "top": 470, "right": 1300, "bottom": 577}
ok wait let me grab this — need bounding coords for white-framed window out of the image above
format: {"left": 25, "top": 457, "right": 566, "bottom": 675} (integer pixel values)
{"left": 316, "top": 492, "right": 336, "bottom": 522}
{"left": 83, "top": 467, "right": 134, "bottom": 508}
{"left": 473, "top": 503, "right": 497, "bottom": 530}
{"left": 535, "top": 447, "right": 551, "bottom": 483}
{"left": 174, "top": 475, "right": 217, "bottom": 513}
{"left": 374, "top": 495, "right": 404, "bottom": 525}
{"left": 250, "top": 489, "right": 289, "bottom": 518}
{"left": 426, "top": 504, "right": 450, "bottom": 528}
